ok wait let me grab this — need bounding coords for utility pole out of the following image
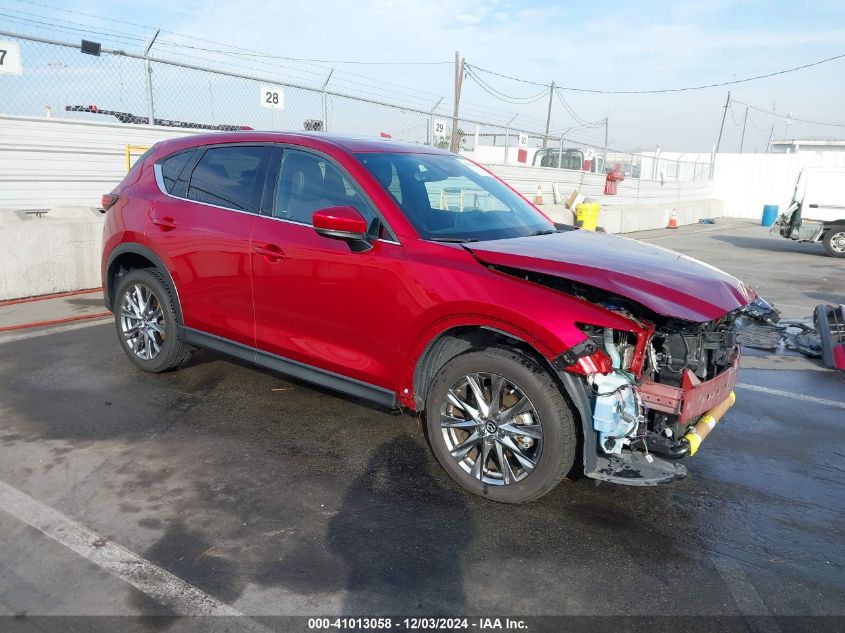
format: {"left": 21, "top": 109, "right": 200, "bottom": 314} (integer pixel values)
{"left": 785, "top": 112, "right": 792, "bottom": 138}
{"left": 714, "top": 91, "right": 730, "bottom": 154}
{"left": 450, "top": 51, "right": 464, "bottom": 153}
{"left": 739, "top": 106, "right": 748, "bottom": 154}
{"left": 542, "top": 81, "right": 555, "bottom": 147}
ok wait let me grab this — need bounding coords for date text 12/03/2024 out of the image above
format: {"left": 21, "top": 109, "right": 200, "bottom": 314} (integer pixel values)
{"left": 307, "top": 617, "right": 528, "bottom": 630}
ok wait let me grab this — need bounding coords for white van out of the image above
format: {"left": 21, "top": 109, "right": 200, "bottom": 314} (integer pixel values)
{"left": 773, "top": 167, "right": 845, "bottom": 257}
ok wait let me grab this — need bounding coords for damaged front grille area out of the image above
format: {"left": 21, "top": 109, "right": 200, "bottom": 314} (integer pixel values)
{"left": 651, "top": 317, "right": 740, "bottom": 387}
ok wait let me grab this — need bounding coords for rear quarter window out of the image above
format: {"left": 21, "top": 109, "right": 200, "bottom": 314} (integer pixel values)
{"left": 157, "top": 150, "right": 195, "bottom": 197}
{"left": 187, "top": 146, "right": 269, "bottom": 213}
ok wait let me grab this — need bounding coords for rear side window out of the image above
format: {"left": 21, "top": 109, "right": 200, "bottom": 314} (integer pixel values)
{"left": 158, "top": 150, "right": 194, "bottom": 196}
{"left": 187, "top": 146, "right": 269, "bottom": 212}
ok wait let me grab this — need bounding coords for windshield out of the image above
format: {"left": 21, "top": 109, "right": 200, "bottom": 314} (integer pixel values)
{"left": 355, "top": 152, "right": 555, "bottom": 242}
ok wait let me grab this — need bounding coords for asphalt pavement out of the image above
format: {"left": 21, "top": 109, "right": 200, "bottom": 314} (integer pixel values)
{"left": 0, "top": 220, "right": 843, "bottom": 632}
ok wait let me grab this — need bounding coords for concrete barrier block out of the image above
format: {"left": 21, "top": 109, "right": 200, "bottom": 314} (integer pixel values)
{"left": 0, "top": 214, "right": 105, "bottom": 301}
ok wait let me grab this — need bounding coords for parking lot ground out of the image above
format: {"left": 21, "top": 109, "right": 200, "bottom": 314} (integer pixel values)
{"left": 0, "top": 288, "right": 108, "bottom": 331}
{"left": 0, "top": 221, "right": 843, "bottom": 631}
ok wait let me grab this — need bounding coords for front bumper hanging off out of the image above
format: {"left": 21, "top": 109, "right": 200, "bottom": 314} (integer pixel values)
{"left": 585, "top": 352, "right": 741, "bottom": 487}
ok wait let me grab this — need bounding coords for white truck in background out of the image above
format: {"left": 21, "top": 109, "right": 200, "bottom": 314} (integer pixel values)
{"left": 774, "top": 167, "right": 845, "bottom": 257}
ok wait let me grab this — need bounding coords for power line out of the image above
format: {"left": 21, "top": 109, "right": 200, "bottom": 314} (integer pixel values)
{"left": 554, "top": 88, "right": 603, "bottom": 127}
{"left": 467, "top": 52, "right": 845, "bottom": 94}
{"left": 732, "top": 99, "right": 845, "bottom": 129}
{"left": 745, "top": 109, "right": 770, "bottom": 132}
{"left": 8, "top": 0, "right": 451, "bottom": 65}
{"left": 0, "top": 6, "right": 452, "bottom": 108}
{"left": 463, "top": 66, "right": 550, "bottom": 104}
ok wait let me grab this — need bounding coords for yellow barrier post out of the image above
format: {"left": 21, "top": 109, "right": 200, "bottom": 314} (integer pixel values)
{"left": 125, "top": 145, "right": 150, "bottom": 173}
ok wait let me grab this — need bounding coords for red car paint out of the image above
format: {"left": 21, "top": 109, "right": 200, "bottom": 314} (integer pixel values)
{"left": 465, "top": 231, "right": 756, "bottom": 323}
{"left": 102, "top": 131, "right": 752, "bottom": 411}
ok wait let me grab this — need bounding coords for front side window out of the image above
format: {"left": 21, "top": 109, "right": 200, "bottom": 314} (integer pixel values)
{"left": 186, "top": 146, "right": 269, "bottom": 212}
{"left": 273, "top": 149, "right": 376, "bottom": 228}
{"left": 356, "top": 152, "right": 555, "bottom": 242}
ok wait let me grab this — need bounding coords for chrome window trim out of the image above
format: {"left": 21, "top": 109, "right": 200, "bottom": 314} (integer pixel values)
{"left": 153, "top": 163, "right": 401, "bottom": 246}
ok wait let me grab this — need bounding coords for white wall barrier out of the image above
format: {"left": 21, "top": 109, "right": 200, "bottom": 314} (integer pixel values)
{"left": 712, "top": 151, "right": 845, "bottom": 220}
{"left": 1, "top": 115, "right": 722, "bottom": 301}
{"left": 0, "top": 114, "right": 202, "bottom": 210}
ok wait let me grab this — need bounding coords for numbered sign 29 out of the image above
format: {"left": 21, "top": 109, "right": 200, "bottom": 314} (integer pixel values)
{"left": 260, "top": 85, "right": 284, "bottom": 110}
{"left": 0, "top": 41, "right": 22, "bottom": 75}
{"left": 433, "top": 118, "right": 448, "bottom": 138}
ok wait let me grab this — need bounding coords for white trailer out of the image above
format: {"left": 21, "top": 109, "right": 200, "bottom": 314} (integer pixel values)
{"left": 773, "top": 167, "right": 845, "bottom": 257}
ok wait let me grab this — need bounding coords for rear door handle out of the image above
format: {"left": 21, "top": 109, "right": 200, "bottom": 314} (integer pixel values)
{"left": 253, "top": 243, "right": 286, "bottom": 263}
{"left": 151, "top": 216, "right": 177, "bottom": 230}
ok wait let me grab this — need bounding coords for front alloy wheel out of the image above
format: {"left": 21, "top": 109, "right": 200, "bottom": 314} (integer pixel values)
{"left": 441, "top": 372, "right": 543, "bottom": 486}
{"left": 425, "top": 347, "right": 577, "bottom": 503}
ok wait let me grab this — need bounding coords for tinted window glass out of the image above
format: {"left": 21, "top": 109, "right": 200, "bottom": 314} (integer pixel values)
{"left": 273, "top": 149, "right": 375, "bottom": 226}
{"left": 158, "top": 150, "right": 193, "bottom": 194}
{"left": 187, "top": 146, "right": 268, "bottom": 212}
{"left": 357, "top": 152, "right": 554, "bottom": 241}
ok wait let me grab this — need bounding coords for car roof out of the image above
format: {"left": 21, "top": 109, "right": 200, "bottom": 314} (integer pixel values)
{"left": 156, "top": 130, "right": 453, "bottom": 156}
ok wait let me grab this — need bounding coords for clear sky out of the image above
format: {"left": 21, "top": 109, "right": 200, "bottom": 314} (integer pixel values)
{"left": 2, "top": 0, "right": 844, "bottom": 152}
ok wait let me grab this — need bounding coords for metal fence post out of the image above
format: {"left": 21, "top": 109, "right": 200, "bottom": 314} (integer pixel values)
{"left": 558, "top": 134, "right": 563, "bottom": 169}
{"left": 143, "top": 30, "right": 159, "bottom": 126}
{"left": 321, "top": 69, "right": 334, "bottom": 132}
{"left": 504, "top": 113, "right": 517, "bottom": 164}
{"left": 429, "top": 97, "right": 443, "bottom": 147}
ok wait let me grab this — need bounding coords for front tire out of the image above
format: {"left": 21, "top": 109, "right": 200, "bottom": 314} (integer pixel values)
{"left": 424, "top": 347, "right": 577, "bottom": 503}
{"left": 114, "top": 268, "right": 192, "bottom": 373}
{"left": 823, "top": 227, "right": 845, "bottom": 258}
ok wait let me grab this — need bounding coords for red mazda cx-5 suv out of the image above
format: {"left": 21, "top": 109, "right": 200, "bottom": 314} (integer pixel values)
{"left": 102, "top": 132, "right": 771, "bottom": 503}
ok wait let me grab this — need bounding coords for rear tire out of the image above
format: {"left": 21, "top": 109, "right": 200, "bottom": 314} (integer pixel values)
{"left": 823, "top": 227, "right": 845, "bottom": 258}
{"left": 114, "top": 268, "right": 192, "bottom": 373}
{"left": 424, "top": 347, "right": 577, "bottom": 504}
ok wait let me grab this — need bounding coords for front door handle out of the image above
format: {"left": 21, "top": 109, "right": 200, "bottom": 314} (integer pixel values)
{"left": 151, "top": 216, "right": 177, "bottom": 231}
{"left": 254, "top": 243, "right": 286, "bottom": 263}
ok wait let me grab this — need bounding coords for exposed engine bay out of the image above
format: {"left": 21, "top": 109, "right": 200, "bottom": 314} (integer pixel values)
{"left": 578, "top": 316, "right": 741, "bottom": 459}
{"left": 490, "top": 265, "right": 779, "bottom": 485}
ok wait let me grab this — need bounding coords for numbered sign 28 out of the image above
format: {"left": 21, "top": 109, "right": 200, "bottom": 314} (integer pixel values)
{"left": 260, "top": 85, "right": 284, "bottom": 110}
{"left": 433, "top": 118, "right": 448, "bottom": 138}
{"left": 0, "top": 41, "right": 22, "bottom": 75}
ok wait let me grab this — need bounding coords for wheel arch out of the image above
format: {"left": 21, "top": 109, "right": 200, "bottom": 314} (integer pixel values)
{"left": 410, "top": 324, "right": 594, "bottom": 473}
{"left": 105, "top": 243, "right": 183, "bottom": 324}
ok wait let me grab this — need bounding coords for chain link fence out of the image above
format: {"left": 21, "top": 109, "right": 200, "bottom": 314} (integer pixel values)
{"left": 0, "top": 30, "right": 711, "bottom": 181}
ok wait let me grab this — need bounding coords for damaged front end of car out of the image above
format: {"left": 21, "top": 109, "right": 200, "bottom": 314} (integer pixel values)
{"left": 516, "top": 269, "right": 776, "bottom": 486}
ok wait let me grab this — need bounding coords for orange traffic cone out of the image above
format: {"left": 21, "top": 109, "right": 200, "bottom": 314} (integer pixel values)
{"left": 667, "top": 208, "right": 678, "bottom": 229}
{"left": 533, "top": 185, "right": 543, "bottom": 205}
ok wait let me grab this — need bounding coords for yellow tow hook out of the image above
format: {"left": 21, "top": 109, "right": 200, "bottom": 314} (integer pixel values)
{"left": 684, "top": 391, "right": 736, "bottom": 457}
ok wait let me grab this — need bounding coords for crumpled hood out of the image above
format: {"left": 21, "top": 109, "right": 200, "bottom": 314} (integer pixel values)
{"left": 465, "top": 230, "right": 755, "bottom": 323}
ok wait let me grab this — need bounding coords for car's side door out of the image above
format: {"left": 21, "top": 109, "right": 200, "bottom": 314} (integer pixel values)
{"left": 250, "top": 146, "right": 408, "bottom": 392}
{"left": 149, "top": 143, "right": 271, "bottom": 346}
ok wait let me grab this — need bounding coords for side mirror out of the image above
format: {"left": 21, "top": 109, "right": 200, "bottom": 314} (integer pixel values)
{"left": 312, "top": 206, "right": 372, "bottom": 251}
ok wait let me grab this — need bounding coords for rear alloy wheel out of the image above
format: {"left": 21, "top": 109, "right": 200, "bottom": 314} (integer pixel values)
{"left": 425, "top": 347, "right": 576, "bottom": 503}
{"left": 114, "top": 268, "right": 192, "bottom": 373}
{"left": 823, "top": 228, "right": 845, "bottom": 258}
